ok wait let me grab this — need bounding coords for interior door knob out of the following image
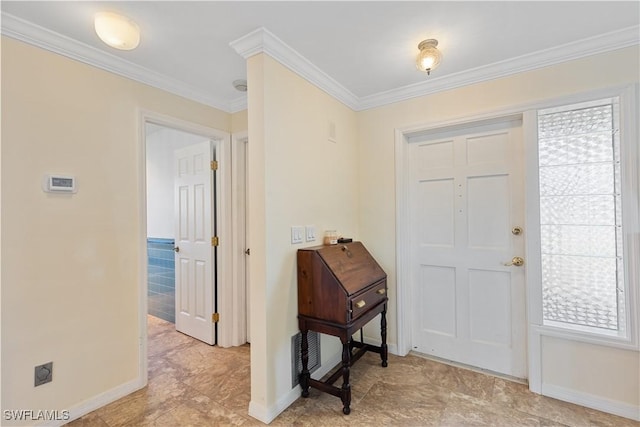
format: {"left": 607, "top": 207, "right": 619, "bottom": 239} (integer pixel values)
{"left": 174, "top": 246, "right": 180, "bottom": 253}
{"left": 504, "top": 256, "right": 524, "bottom": 267}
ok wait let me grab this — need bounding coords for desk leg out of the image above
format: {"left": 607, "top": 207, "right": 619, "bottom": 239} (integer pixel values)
{"left": 381, "top": 305, "right": 388, "bottom": 368}
{"left": 340, "top": 337, "right": 352, "bottom": 415}
{"left": 300, "top": 329, "right": 310, "bottom": 398}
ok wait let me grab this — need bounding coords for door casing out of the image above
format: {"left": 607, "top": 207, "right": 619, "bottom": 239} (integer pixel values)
{"left": 138, "top": 109, "right": 238, "bottom": 386}
{"left": 231, "top": 131, "right": 249, "bottom": 345}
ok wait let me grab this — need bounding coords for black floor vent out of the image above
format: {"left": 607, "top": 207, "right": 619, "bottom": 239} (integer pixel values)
{"left": 291, "top": 331, "right": 321, "bottom": 387}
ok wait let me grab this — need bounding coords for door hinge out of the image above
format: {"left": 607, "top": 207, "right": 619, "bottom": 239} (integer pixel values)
{"left": 210, "top": 160, "right": 218, "bottom": 171}
{"left": 211, "top": 236, "right": 219, "bottom": 246}
{"left": 212, "top": 313, "right": 220, "bottom": 323}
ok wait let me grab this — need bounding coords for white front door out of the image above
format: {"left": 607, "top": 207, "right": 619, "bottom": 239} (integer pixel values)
{"left": 174, "top": 140, "right": 216, "bottom": 345}
{"left": 409, "top": 119, "right": 526, "bottom": 378}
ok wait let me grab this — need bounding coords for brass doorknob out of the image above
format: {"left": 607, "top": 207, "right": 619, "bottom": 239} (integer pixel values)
{"left": 504, "top": 256, "right": 524, "bottom": 267}
{"left": 174, "top": 246, "right": 180, "bottom": 253}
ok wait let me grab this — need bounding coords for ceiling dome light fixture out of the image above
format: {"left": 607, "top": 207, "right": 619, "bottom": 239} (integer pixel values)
{"left": 233, "top": 79, "right": 248, "bottom": 92}
{"left": 415, "top": 39, "right": 442, "bottom": 75}
{"left": 94, "top": 11, "right": 140, "bottom": 50}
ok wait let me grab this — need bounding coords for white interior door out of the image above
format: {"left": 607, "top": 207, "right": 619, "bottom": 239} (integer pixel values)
{"left": 174, "top": 140, "right": 216, "bottom": 345}
{"left": 409, "top": 119, "right": 527, "bottom": 378}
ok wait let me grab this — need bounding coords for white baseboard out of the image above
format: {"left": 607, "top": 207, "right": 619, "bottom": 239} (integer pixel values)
{"left": 247, "top": 346, "right": 362, "bottom": 424}
{"left": 247, "top": 350, "right": 343, "bottom": 424}
{"left": 542, "top": 383, "right": 640, "bottom": 421}
{"left": 248, "top": 387, "right": 299, "bottom": 425}
{"left": 38, "top": 377, "right": 145, "bottom": 427}
{"left": 247, "top": 400, "right": 274, "bottom": 425}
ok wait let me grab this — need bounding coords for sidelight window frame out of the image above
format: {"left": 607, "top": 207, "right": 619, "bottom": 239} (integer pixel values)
{"left": 525, "top": 85, "right": 639, "bottom": 350}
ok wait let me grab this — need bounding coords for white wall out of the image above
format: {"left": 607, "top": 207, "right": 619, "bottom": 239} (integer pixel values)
{"left": 247, "top": 53, "right": 360, "bottom": 422}
{"left": 145, "top": 125, "right": 209, "bottom": 238}
{"left": 0, "top": 36, "right": 230, "bottom": 425}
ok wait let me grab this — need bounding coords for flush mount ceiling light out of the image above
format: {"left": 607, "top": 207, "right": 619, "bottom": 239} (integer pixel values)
{"left": 94, "top": 11, "right": 140, "bottom": 50}
{"left": 415, "top": 39, "right": 442, "bottom": 75}
{"left": 233, "top": 79, "right": 248, "bottom": 92}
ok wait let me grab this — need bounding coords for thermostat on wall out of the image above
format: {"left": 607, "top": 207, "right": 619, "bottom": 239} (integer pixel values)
{"left": 44, "top": 175, "right": 76, "bottom": 193}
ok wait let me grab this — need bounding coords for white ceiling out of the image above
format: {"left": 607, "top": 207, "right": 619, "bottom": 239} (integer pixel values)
{"left": 2, "top": 1, "right": 639, "bottom": 112}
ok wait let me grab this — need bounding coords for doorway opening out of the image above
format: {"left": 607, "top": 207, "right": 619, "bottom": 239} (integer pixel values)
{"left": 145, "top": 122, "right": 218, "bottom": 344}
{"left": 139, "top": 111, "right": 247, "bottom": 387}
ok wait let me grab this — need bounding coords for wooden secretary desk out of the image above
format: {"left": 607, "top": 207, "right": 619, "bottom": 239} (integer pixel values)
{"left": 297, "top": 242, "right": 388, "bottom": 414}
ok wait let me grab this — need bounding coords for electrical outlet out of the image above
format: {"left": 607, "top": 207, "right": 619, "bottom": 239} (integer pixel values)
{"left": 35, "top": 362, "right": 53, "bottom": 386}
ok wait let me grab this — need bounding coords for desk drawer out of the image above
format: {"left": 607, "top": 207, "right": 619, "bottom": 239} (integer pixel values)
{"left": 350, "top": 280, "right": 386, "bottom": 319}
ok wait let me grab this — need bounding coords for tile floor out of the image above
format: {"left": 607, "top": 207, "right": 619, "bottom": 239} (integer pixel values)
{"left": 67, "top": 316, "right": 638, "bottom": 426}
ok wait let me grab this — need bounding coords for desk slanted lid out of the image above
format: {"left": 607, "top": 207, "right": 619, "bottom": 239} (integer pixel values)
{"left": 306, "top": 241, "right": 386, "bottom": 295}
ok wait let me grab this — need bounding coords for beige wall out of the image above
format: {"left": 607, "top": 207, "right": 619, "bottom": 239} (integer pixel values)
{"left": 231, "top": 109, "right": 248, "bottom": 133}
{"left": 247, "top": 53, "right": 359, "bottom": 416}
{"left": 542, "top": 336, "right": 639, "bottom": 406}
{"left": 357, "top": 46, "right": 639, "bottom": 412}
{"left": 0, "top": 37, "right": 230, "bottom": 422}
{"left": 2, "top": 31, "right": 638, "bottom": 423}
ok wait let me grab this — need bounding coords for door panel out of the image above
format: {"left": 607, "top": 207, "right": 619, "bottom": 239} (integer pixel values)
{"left": 467, "top": 175, "right": 510, "bottom": 249}
{"left": 418, "top": 179, "right": 455, "bottom": 246}
{"left": 195, "top": 260, "right": 206, "bottom": 318}
{"left": 466, "top": 132, "right": 509, "bottom": 164}
{"left": 179, "top": 258, "right": 189, "bottom": 313}
{"left": 174, "top": 140, "right": 216, "bottom": 345}
{"left": 410, "top": 120, "right": 526, "bottom": 378}
{"left": 194, "top": 184, "right": 206, "bottom": 241}
{"left": 468, "top": 269, "right": 511, "bottom": 345}
{"left": 415, "top": 139, "right": 455, "bottom": 170}
{"left": 419, "top": 265, "right": 456, "bottom": 337}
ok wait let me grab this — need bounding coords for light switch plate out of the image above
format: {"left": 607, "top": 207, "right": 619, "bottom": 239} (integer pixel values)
{"left": 304, "top": 225, "right": 316, "bottom": 242}
{"left": 305, "top": 225, "right": 316, "bottom": 242}
{"left": 291, "top": 226, "right": 304, "bottom": 244}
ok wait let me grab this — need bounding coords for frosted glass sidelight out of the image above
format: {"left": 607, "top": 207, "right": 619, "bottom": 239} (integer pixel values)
{"left": 538, "top": 100, "right": 624, "bottom": 332}
{"left": 540, "top": 225, "right": 616, "bottom": 257}
{"left": 538, "top": 105, "right": 613, "bottom": 138}
{"left": 539, "top": 195, "right": 615, "bottom": 226}
{"left": 539, "top": 163, "right": 613, "bottom": 196}
{"left": 541, "top": 255, "right": 618, "bottom": 329}
{"left": 538, "top": 133, "right": 613, "bottom": 167}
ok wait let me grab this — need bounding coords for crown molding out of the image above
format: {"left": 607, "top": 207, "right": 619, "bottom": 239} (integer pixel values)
{"left": 3, "top": 11, "right": 638, "bottom": 115}
{"left": 1, "top": 12, "right": 233, "bottom": 112}
{"left": 230, "top": 27, "right": 359, "bottom": 110}
{"left": 228, "top": 27, "right": 267, "bottom": 60}
{"left": 357, "top": 25, "right": 640, "bottom": 111}
{"left": 228, "top": 96, "right": 248, "bottom": 114}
